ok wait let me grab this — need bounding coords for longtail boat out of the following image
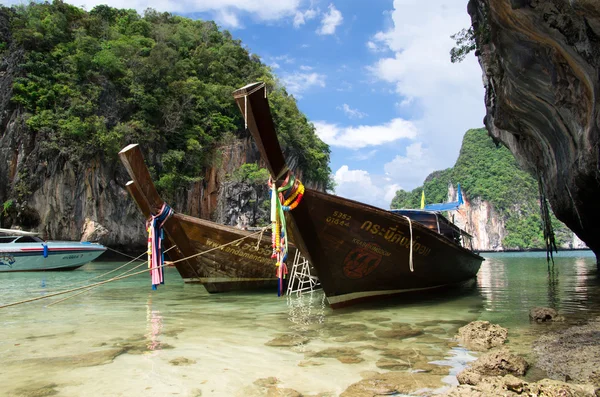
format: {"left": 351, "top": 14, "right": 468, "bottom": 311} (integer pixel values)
{"left": 232, "top": 82, "right": 484, "bottom": 308}
{"left": 119, "top": 144, "right": 295, "bottom": 293}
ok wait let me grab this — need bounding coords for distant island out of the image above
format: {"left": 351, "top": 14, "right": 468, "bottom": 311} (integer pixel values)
{"left": 390, "top": 129, "right": 585, "bottom": 252}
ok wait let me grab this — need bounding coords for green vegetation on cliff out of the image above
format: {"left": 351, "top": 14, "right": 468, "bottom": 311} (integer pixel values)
{"left": 1, "top": 1, "right": 330, "bottom": 198}
{"left": 390, "top": 129, "right": 571, "bottom": 250}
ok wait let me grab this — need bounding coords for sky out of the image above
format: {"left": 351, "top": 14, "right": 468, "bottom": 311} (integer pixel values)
{"left": 9, "top": 0, "right": 486, "bottom": 209}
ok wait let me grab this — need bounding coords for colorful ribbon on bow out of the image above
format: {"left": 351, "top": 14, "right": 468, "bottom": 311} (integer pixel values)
{"left": 147, "top": 203, "right": 174, "bottom": 290}
{"left": 268, "top": 172, "right": 305, "bottom": 296}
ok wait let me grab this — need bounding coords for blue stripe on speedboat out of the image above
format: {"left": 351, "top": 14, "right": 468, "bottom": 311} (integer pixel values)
{"left": 3, "top": 250, "right": 106, "bottom": 256}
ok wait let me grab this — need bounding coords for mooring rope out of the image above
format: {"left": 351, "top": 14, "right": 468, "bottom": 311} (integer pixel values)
{"left": 401, "top": 215, "right": 414, "bottom": 272}
{"left": 0, "top": 227, "right": 269, "bottom": 310}
{"left": 105, "top": 246, "right": 147, "bottom": 262}
{"left": 46, "top": 246, "right": 177, "bottom": 307}
{"left": 31, "top": 248, "right": 152, "bottom": 293}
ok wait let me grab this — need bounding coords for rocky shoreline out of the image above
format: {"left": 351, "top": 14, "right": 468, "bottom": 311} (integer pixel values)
{"left": 251, "top": 308, "right": 600, "bottom": 397}
{"left": 440, "top": 311, "right": 600, "bottom": 396}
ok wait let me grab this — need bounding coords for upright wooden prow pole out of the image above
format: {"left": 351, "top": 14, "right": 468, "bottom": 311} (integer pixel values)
{"left": 119, "top": 145, "right": 203, "bottom": 281}
{"left": 232, "top": 82, "right": 315, "bottom": 265}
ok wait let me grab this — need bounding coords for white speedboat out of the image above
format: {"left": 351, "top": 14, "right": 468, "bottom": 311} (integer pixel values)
{"left": 0, "top": 228, "right": 106, "bottom": 272}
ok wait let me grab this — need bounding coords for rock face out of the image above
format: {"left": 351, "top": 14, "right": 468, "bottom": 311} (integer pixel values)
{"left": 446, "top": 184, "right": 586, "bottom": 251}
{"left": 0, "top": 10, "right": 270, "bottom": 251}
{"left": 0, "top": 121, "right": 264, "bottom": 251}
{"left": 467, "top": 0, "right": 600, "bottom": 262}
{"left": 451, "top": 184, "right": 506, "bottom": 251}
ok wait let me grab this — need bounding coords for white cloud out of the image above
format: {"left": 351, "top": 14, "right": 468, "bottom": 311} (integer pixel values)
{"left": 215, "top": 9, "right": 241, "bottom": 28}
{"left": 280, "top": 72, "right": 326, "bottom": 97}
{"left": 272, "top": 54, "right": 295, "bottom": 64}
{"left": 270, "top": 62, "right": 280, "bottom": 69}
{"left": 333, "top": 166, "right": 399, "bottom": 209}
{"left": 313, "top": 118, "right": 417, "bottom": 149}
{"left": 350, "top": 149, "right": 378, "bottom": 161}
{"left": 317, "top": 4, "right": 343, "bottom": 35}
{"left": 337, "top": 103, "right": 367, "bottom": 119}
{"left": 384, "top": 142, "right": 436, "bottom": 188}
{"left": 397, "top": 97, "right": 414, "bottom": 108}
{"left": 299, "top": 65, "right": 313, "bottom": 71}
{"left": 366, "top": 40, "right": 386, "bottom": 52}
{"left": 363, "top": 0, "right": 484, "bottom": 195}
{"left": 293, "top": 8, "right": 317, "bottom": 28}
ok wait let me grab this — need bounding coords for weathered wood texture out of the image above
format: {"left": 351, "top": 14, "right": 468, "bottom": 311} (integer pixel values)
{"left": 120, "top": 144, "right": 286, "bottom": 292}
{"left": 233, "top": 83, "right": 483, "bottom": 308}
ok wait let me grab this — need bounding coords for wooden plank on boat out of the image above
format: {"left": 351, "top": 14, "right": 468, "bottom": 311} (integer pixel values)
{"left": 119, "top": 145, "right": 203, "bottom": 281}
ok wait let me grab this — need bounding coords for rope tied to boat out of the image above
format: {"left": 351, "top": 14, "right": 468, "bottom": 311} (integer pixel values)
{"left": 0, "top": 228, "right": 269, "bottom": 310}
{"left": 268, "top": 171, "right": 306, "bottom": 296}
{"left": 147, "top": 203, "right": 174, "bottom": 290}
{"left": 401, "top": 215, "right": 414, "bottom": 272}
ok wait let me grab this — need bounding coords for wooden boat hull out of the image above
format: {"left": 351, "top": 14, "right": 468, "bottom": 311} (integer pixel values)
{"left": 232, "top": 82, "right": 483, "bottom": 308}
{"left": 119, "top": 144, "right": 290, "bottom": 293}
{"left": 174, "top": 213, "right": 288, "bottom": 292}
{"left": 294, "top": 190, "right": 482, "bottom": 308}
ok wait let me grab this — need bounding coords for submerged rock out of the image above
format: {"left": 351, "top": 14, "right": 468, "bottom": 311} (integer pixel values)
{"left": 311, "top": 347, "right": 361, "bottom": 359}
{"left": 169, "top": 357, "right": 197, "bottom": 366}
{"left": 340, "top": 371, "right": 443, "bottom": 397}
{"left": 456, "top": 321, "right": 507, "bottom": 351}
{"left": 253, "top": 377, "right": 279, "bottom": 388}
{"left": 266, "top": 388, "right": 302, "bottom": 397}
{"left": 529, "top": 307, "right": 565, "bottom": 323}
{"left": 375, "top": 358, "right": 410, "bottom": 371}
{"left": 533, "top": 317, "right": 600, "bottom": 386}
{"left": 8, "top": 382, "right": 60, "bottom": 397}
{"left": 15, "top": 347, "right": 127, "bottom": 369}
{"left": 265, "top": 334, "right": 309, "bottom": 347}
{"left": 241, "top": 378, "right": 303, "bottom": 397}
{"left": 374, "top": 323, "right": 424, "bottom": 339}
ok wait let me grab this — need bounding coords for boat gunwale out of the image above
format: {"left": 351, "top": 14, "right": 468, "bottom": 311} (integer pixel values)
{"left": 307, "top": 188, "right": 484, "bottom": 260}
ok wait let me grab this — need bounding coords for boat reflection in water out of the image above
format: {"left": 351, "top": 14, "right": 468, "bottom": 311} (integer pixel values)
{"left": 476, "top": 251, "right": 599, "bottom": 320}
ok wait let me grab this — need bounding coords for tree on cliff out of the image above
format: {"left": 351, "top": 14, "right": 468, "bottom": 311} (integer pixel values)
{"left": 0, "top": 1, "right": 331, "bottom": 217}
{"left": 390, "top": 129, "right": 572, "bottom": 250}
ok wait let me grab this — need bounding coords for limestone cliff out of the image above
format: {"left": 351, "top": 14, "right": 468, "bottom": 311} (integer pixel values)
{"left": 0, "top": 24, "right": 265, "bottom": 249}
{"left": 467, "top": 0, "right": 600, "bottom": 261}
{"left": 447, "top": 184, "right": 586, "bottom": 251}
{"left": 0, "top": 112, "right": 267, "bottom": 251}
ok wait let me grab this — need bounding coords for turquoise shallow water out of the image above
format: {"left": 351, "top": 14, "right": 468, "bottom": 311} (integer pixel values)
{"left": 0, "top": 250, "right": 598, "bottom": 396}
